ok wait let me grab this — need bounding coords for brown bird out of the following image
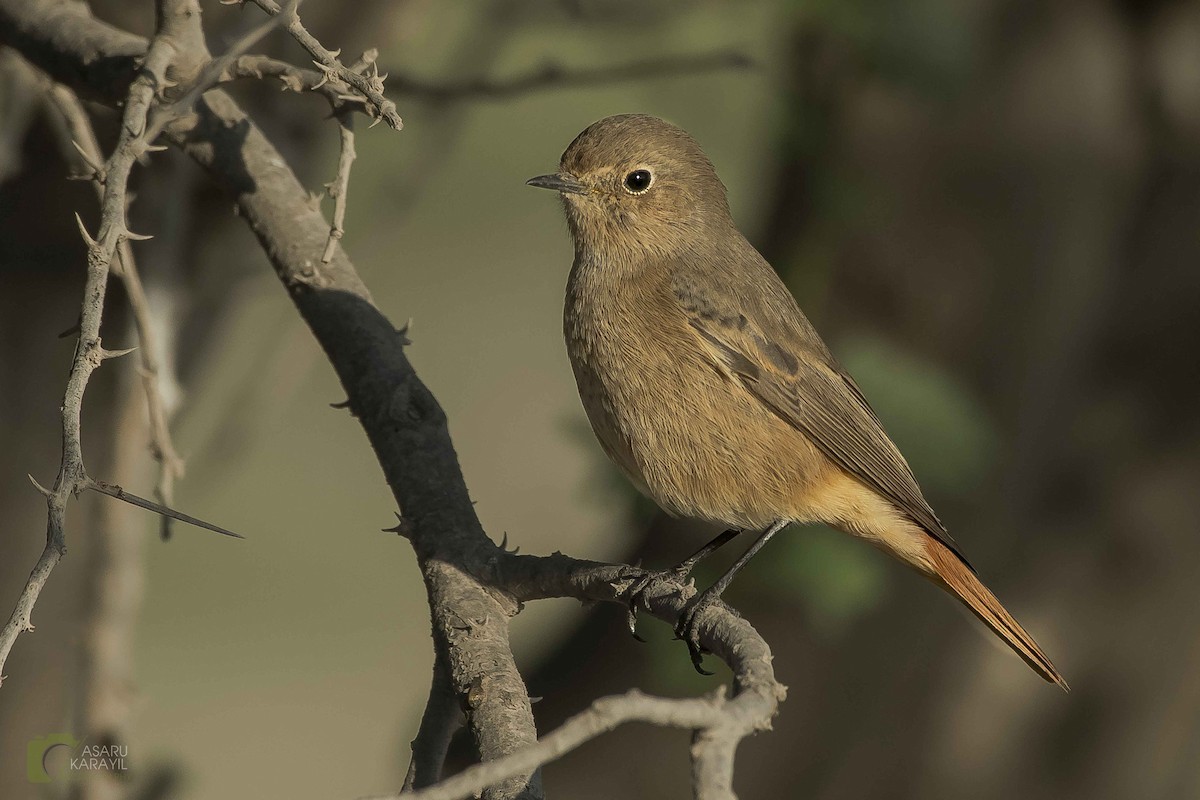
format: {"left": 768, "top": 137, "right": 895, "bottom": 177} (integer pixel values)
{"left": 527, "top": 114, "right": 1067, "bottom": 689}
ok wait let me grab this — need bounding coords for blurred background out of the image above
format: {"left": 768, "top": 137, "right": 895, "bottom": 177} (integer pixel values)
{"left": 2, "top": 0, "right": 1199, "bottom": 797}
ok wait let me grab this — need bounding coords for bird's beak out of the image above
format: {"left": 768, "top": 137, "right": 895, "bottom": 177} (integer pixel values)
{"left": 525, "top": 173, "right": 588, "bottom": 195}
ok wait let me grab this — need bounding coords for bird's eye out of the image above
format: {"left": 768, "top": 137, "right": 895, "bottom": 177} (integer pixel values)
{"left": 623, "top": 169, "right": 653, "bottom": 194}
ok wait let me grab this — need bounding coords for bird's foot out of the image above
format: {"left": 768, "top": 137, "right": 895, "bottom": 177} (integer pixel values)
{"left": 620, "top": 564, "right": 695, "bottom": 642}
{"left": 674, "top": 591, "right": 720, "bottom": 676}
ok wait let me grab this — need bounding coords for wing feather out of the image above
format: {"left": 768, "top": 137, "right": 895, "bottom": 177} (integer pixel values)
{"left": 685, "top": 313, "right": 972, "bottom": 569}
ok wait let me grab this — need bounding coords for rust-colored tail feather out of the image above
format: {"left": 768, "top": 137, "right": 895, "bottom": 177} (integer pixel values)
{"left": 923, "top": 536, "right": 1069, "bottom": 691}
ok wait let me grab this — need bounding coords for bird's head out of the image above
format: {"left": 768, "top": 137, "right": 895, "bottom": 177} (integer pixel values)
{"left": 527, "top": 114, "right": 733, "bottom": 260}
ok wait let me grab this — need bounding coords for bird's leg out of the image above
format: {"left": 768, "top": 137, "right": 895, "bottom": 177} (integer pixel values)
{"left": 671, "top": 527, "right": 745, "bottom": 577}
{"left": 624, "top": 527, "right": 742, "bottom": 640}
{"left": 676, "top": 519, "right": 789, "bottom": 675}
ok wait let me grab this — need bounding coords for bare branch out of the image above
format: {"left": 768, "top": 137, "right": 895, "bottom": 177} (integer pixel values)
{"left": 369, "top": 689, "right": 725, "bottom": 800}
{"left": 221, "top": 53, "right": 368, "bottom": 114}
{"left": 219, "top": 51, "right": 752, "bottom": 110}
{"left": 156, "top": 0, "right": 298, "bottom": 134}
{"left": 43, "top": 80, "right": 187, "bottom": 537}
{"left": 245, "top": 0, "right": 403, "bottom": 130}
{"left": 323, "top": 112, "right": 355, "bottom": 262}
{"left": 403, "top": 653, "right": 465, "bottom": 792}
{"left": 0, "top": 0, "right": 235, "bottom": 682}
{"left": 388, "top": 51, "right": 754, "bottom": 103}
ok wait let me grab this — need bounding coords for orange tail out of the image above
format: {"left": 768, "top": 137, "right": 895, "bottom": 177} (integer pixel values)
{"left": 923, "top": 535, "right": 1069, "bottom": 691}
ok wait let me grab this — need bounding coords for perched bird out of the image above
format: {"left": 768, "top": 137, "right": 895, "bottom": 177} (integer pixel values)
{"left": 526, "top": 114, "right": 1067, "bottom": 689}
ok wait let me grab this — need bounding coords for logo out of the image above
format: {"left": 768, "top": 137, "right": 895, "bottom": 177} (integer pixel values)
{"left": 27, "top": 734, "right": 129, "bottom": 783}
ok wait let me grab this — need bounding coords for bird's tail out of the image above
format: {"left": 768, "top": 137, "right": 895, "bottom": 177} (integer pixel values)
{"left": 922, "top": 534, "right": 1069, "bottom": 691}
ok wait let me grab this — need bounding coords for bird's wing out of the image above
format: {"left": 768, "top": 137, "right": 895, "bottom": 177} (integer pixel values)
{"left": 680, "top": 288, "right": 971, "bottom": 568}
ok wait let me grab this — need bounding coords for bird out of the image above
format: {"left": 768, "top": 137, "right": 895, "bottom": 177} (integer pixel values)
{"left": 526, "top": 113, "right": 1067, "bottom": 689}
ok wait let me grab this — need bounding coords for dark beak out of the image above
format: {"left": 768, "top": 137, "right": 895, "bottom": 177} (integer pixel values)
{"left": 525, "top": 173, "right": 588, "bottom": 195}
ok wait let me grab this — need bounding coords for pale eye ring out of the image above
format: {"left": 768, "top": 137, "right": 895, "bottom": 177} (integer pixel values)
{"left": 623, "top": 169, "right": 653, "bottom": 194}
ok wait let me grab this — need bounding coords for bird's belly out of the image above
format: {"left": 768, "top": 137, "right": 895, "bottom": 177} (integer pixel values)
{"left": 570, "top": 344, "right": 825, "bottom": 531}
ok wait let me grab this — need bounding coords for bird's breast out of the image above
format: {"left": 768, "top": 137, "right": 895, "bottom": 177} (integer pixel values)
{"left": 562, "top": 259, "right": 822, "bottom": 529}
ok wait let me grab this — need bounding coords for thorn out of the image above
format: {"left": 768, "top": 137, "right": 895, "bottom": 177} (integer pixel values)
{"left": 397, "top": 318, "right": 413, "bottom": 345}
{"left": 328, "top": 48, "right": 342, "bottom": 59}
{"left": 74, "top": 213, "right": 97, "bottom": 248}
{"left": 87, "top": 479, "right": 245, "bottom": 539}
{"left": 329, "top": 399, "right": 352, "bottom": 409}
{"left": 144, "top": 143, "right": 169, "bottom": 153}
{"left": 28, "top": 474, "right": 52, "bottom": 497}
{"left": 58, "top": 320, "right": 81, "bottom": 339}
{"left": 382, "top": 512, "right": 412, "bottom": 537}
{"left": 528, "top": 696, "right": 544, "bottom": 705}
{"left": 495, "top": 534, "right": 520, "bottom": 555}
{"left": 121, "top": 229, "right": 154, "bottom": 241}
{"left": 100, "top": 346, "right": 137, "bottom": 360}
{"left": 70, "top": 140, "right": 103, "bottom": 173}
{"left": 368, "top": 115, "right": 383, "bottom": 129}
{"left": 312, "top": 73, "right": 330, "bottom": 90}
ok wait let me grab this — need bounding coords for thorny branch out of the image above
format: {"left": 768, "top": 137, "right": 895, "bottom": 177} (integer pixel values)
{"left": 220, "top": 52, "right": 371, "bottom": 114}
{"left": 323, "top": 113, "right": 355, "bottom": 263}
{"left": 218, "top": 51, "right": 753, "bottom": 108}
{"left": 241, "top": 0, "right": 403, "bottom": 130}
{"left": 0, "top": 0, "right": 783, "bottom": 797}
{"left": 0, "top": 1, "right": 182, "bottom": 683}
{"left": 0, "top": 0, "right": 248, "bottom": 683}
{"left": 43, "top": 80, "right": 186, "bottom": 538}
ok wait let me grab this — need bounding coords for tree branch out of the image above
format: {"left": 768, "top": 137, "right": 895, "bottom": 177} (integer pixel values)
{"left": 322, "top": 112, "right": 355, "bottom": 263}
{"left": 388, "top": 52, "right": 754, "bottom": 103}
{"left": 43, "top": 78, "right": 186, "bottom": 538}
{"left": 243, "top": 0, "right": 403, "bottom": 130}
{"left": 220, "top": 52, "right": 371, "bottom": 114}
{"left": 403, "top": 652, "right": 464, "bottom": 792}
{"left": 364, "top": 555, "right": 786, "bottom": 800}
{"left": 218, "top": 50, "right": 752, "bottom": 112}
{"left": 0, "top": 0, "right": 245, "bottom": 683}
{"left": 0, "top": 0, "right": 184, "bottom": 683}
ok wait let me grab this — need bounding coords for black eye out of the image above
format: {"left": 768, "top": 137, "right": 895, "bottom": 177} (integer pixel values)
{"left": 623, "top": 169, "right": 653, "bottom": 194}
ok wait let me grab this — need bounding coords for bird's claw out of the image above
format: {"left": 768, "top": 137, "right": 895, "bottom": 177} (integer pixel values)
{"left": 674, "top": 595, "right": 715, "bottom": 675}
{"left": 621, "top": 566, "right": 691, "bottom": 641}
{"left": 618, "top": 569, "right": 654, "bottom": 640}
{"left": 625, "top": 572, "right": 653, "bottom": 641}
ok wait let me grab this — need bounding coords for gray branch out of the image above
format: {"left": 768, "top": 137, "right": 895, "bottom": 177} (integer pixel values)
{"left": 0, "top": 0, "right": 194, "bottom": 683}
{"left": 403, "top": 652, "right": 464, "bottom": 792}
{"left": 42, "top": 76, "right": 186, "bottom": 538}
